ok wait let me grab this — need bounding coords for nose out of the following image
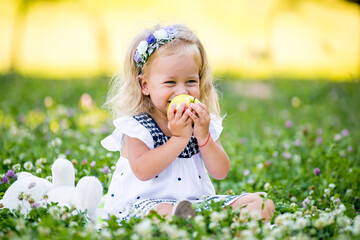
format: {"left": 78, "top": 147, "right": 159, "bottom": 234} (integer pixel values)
{"left": 175, "top": 84, "right": 188, "bottom": 96}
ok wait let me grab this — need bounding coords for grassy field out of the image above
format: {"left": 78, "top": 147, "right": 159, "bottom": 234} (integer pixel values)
{"left": 0, "top": 74, "right": 359, "bottom": 239}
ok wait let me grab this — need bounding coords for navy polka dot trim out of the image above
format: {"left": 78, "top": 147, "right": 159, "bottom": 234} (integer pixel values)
{"left": 133, "top": 113, "right": 200, "bottom": 158}
{"left": 111, "top": 193, "right": 114, "bottom": 197}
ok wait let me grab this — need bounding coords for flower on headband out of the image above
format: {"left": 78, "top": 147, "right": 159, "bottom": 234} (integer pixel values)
{"left": 153, "top": 29, "right": 168, "bottom": 40}
{"left": 136, "top": 41, "right": 148, "bottom": 55}
{"left": 134, "top": 26, "right": 178, "bottom": 70}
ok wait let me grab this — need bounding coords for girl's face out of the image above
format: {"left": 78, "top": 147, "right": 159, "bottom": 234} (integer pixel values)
{"left": 140, "top": 52, "right": 200, "bottom": 119}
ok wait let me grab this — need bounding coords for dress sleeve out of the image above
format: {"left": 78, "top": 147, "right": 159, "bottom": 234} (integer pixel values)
{"left": 100, "top": 116, "right": 154, "bottom": 153}
{"left": 209, "top": 114, "right": 223, "bottom": 141}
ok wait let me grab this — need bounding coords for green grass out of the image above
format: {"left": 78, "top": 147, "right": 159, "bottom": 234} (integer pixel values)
{"left": 0, "top": 74, "right": 359, "bottom": 239}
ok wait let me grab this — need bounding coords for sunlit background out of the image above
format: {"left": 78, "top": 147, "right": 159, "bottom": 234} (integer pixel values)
{"left": 0, "top": 0, "right": 359, "bottom": 80}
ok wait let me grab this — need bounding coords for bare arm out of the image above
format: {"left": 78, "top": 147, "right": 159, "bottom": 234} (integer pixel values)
{"left": 126, "top": 103, "right": 193, "bottom": 181}
{"left": 187, "top": 103, "right": 230, "bottom": 180}
{"left": 125, "top": 135, "right": 189, "bottom": 181}
{"left": 198, "top": 138, "right": 230, "bottom": 180}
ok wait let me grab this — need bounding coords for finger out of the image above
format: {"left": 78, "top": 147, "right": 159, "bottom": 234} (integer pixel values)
{"left": 195, "top": 102, "right": 210, "bottom": 115}
{"left": 186, "top": 108, "right": 200, "bottom": 123}
{"left": 190, "top": 103, "right": 207, "bottom": 119}
{"left": 168, "top": 104, "right": 177, "bottom": 120}
{"left": 175, "top": 102, "right": 187, "bottom": 119}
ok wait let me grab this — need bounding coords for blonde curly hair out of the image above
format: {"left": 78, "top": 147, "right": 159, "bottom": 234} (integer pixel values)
{"left": 104, "top": 23, "right": 220, "bottom": 119}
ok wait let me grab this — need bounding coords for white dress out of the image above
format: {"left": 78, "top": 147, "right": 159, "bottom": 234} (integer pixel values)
{"left": 101, "top": 113, "right": 247, "bottom": 221}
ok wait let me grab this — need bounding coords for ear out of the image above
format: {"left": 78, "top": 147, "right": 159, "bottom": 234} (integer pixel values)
{"left": 138, "top": 75, "right": 149, "bottom": 95}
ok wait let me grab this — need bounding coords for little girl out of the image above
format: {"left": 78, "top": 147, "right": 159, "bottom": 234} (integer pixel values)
{"left": 101, "top": 24, "right": 274, "bottom": 221}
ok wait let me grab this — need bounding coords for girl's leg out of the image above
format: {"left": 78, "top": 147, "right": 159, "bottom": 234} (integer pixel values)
{"left": 230, "top": 192, "right": 274, "bottom": 222}
{"left": 154, "top": 203, "right": 173, "bottom": 219}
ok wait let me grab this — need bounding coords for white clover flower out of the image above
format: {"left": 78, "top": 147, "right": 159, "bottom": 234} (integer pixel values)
{"left": 264, "top": 182, "right": 272, "bottom": 191}
{"left": 210, "top": 211, "right": 227, "bottom": 223}
{"left": 12, "top": 163, "right": 21, "bottom": 171}
{"left": 290, "top": 203, "right": 297, "bottom": 208}
{"left": 113, "top": 228, "right": 125, "bottom": 236}
{"left": 337, "top": 215, "right": 351, "bottom": 228}
{"left": 290, "top": 196, "right": 297, "bottom": 202}
{"left": 194, "top": 215, "right": 205, "bottom": 228}
{"left": 222, "top": 227, "right": 232, "bottom": 239}
{"left": 101, "top": 229, "right": 112, "bottom": 239}
{"left": 241, "top": 230, "right": 255, "bottom": 239}
{"left": 243, "top": 169, "right": 250, "bottom": 176}
{"left": 153, "top": 29, "right": 168, "bottom": 40}
{"left": 4, "top": 158, "right": 12, "bottom": 165}
{"left": 324, "top": 188, "right": 331, "bottom": 197}
{"left": 136, "top": 41, "right": 148, "bottom": 55}
{"left": 346, "top": 189, "right": 352, "bottom": 196}
{"left": 334, "top": 134, "right": 342, "bottom": 141}
{"left": 135, "top": 219, "right": 152, "bottom": 237}
{"left": 69, "top": 221, "right": 78, "bottom": 228}
{"left": 353, "top": 215, "right": 360, "bottom": 235}
{"left": 250, "top": 210, "right": 262, "bottom": 221}
{"left": 329, "top": 183, "right": 336, "bottom": 189}
{"left": 293, "top": 154, "right": 301, "bottom": 163}
{"left": 36, "top": 168, "right": 42, "bottom": 175}
{"left": 46, "top": 176, "right": 53, "bottom": 182}
{"left": 248, "top": 219, "right": 259, "bottom": 231}
{"left": 49, "top": 206, "right": 60, "bottom": 216}
{"left": 35, "top": 158, "right": 46, "bottom": 167}
{"left": 296, "top": 217, "right": 310, "bottom": 230}
{"left": 23, "top": 161, "right": 33, "bottom": 171}
{"left": 270, "top": 227, "right": 283, "bottom": 238}
{"left": 256, "top": 162, "right": 264, "bottom": 170}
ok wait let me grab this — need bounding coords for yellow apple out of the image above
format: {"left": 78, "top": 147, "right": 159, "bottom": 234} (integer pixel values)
{"left": 167, "top": 94, "right": 201, "bottom": 118}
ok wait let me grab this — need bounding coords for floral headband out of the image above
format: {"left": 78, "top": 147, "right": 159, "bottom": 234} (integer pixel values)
{"left": 134, "top": 26, "right": 178, "bottom": 71}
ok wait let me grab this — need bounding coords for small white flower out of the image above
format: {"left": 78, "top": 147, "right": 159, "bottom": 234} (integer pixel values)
{"left": 24, "top": 162, "right": 34, "bottom": 171}
{"left": 257, "top": 162, "right": 264, "bottom": 170}
{"left": 352, "top": 215, "right": 360, "bottom": 235}
{"left": 334, "top": 134, "right": 342, "bottom": 141}
{"left": 243, "top": 169, "right": 250, "bottom": 176}
{"left": 250, "top": 210, "right": 262, "bottom": 221}
{"left": 290, "top": 203, "right": 297, "bottom": 208}
{"left": 135, "top": 219, "right": 152, "bottom": 237}
{"left": 35, "top": 158, "right": 46, "bottom": 167}
{"left": 210, "top": 211, "right": 227, "bottom": 223}
{"left": 153, "top": 29, "right": 168, "bottom": 40}
{"left": 324, "top": 188, "right": 330, "bottom": 197}
{"left": 13, "top": 163, "right": 21, "bottom": 171}
{"left": 36, "top": 168, "right": 42, "bottom": 175}
{"left": 264, "top": 182, "right": 272, "bottom": 191}
{"left": 290, "top": 196, "right": 297, "bottom": 202}
{"left": 46, "top": 176, "right": 53, "bottom": 182}
{"left": 136, "top": 41, "right": 148, "bottom": 55}
{"left": 329, "top": 183, "right": 336, "bottom": 189}
{"left": 4, "top": 158, "right": 12, "bottom": 165}
{"left": 296, "top": 217, "right": 310, "bottom": 230}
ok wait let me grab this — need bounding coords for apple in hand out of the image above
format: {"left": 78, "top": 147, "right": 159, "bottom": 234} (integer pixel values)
{"left": 167, "top": 94, "right": 201, "bottom": 119}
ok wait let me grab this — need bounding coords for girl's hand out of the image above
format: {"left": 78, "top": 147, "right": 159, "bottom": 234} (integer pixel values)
{"left": 168, "top": 102, "right": 193, "bottom": 140}
{"left": 186, "top": 102, "right": 210, "bottom": 145}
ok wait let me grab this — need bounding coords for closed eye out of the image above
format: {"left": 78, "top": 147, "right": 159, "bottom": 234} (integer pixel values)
{"left": 187, "top": 80, "right": 198, "bottom": 84}
{"left": 164, "top": 81, "right": 176, "bottom": 85}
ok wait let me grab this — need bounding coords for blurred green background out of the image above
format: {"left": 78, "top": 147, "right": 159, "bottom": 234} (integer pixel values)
{"left": 0, "top": 0, "right": 359, "bottom": 80}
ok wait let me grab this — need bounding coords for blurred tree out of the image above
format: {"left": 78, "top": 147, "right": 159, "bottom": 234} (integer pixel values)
{"left": 9, "top": 0, "right": 63, "bottom": 74}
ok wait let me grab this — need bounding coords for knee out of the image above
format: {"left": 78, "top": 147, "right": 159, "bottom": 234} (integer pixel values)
{"left": 253, "top": 192, "right": 274, "bottom": 212}
{"left": 155, "top": 203, "right": 173, "bottom": 216}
